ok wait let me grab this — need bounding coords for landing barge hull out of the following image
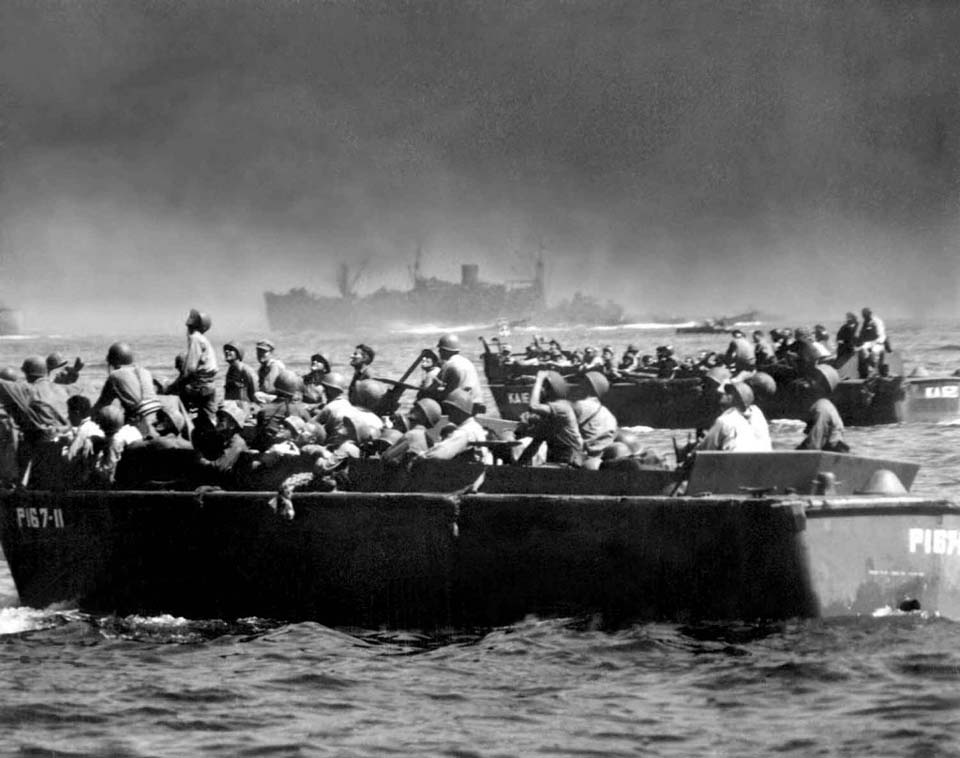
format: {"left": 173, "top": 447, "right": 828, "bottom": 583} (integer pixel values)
{"left": 484, "top": 360, "right": 960, "bottom": 427}
{"left": 2, "top": 456, "right": 956, "bottom": 627}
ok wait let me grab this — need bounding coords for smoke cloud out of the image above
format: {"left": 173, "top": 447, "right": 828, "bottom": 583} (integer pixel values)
{"left": 1, "top": 0, "right": 958, "bottom": 333}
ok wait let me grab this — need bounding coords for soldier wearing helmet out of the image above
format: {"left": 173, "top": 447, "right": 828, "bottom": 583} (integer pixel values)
{"left": 253, "top": 369, "right": 312, "bottom": 450}
{"left": 518, "top": 370, "right": 584, "bottom": 467}
{"left": 752, "top": 330, "right": 776, "bottom": 369}
{"left": 222, "top": 341, "right": 258, "bottom": 404}
{"left": 618, "top": 344, "right": 641, "bottom": 373}
{"left": 434, "top": 333, "right": 482, "bottom": 406}
{"left": 579, "top": 346, "right": 603, "bottom": 373}
{"left": 92, "top": 342, "right": 157, "bottom": 421}
{"left": 313, "top": 371, "right": 362, "bottom": 444}
{"left": 655, "top": 345, "right": 679, "bottom": 379}
{"left": 0, "top": 355, "right": 69, "bottom": 472}
{"left": 422, "top": 389, "right": 488, "bottom": 461}
{"left": 381, "top": 398, "right": 442, "bottom": 464}
{"left": 572, "top": 371, "right": 618, "bottom": 466}
{"left": 797, "top": 365, "right": 849, "bottom": 452}
{"left": 45, "top": 351, "right": 84, "bottom": 385}
{"left": 835, "top": 312, "right": 859, "bottom": 365}
{"left": 724, "top": 330, "right": 755, "bottom": 381}
{"left": 812, "top": 324, "right": 832, "bottom": 359}
{"left": 697, "top": 381, "right": 764, "bottom": 452}
{"left": 856, "top": 307, "right": 887, "bottom": 378}
{"left": 181, "top": 308, "right": 218, "bottom": 429}
{"left": 190, "top": 402, "right": 251, "bottom": 486}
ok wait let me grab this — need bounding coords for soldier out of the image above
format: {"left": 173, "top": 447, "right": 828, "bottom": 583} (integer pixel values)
{"left": 697, "top": 382, "right": 763, "bottom": 452}
{"left": 422, "top": 390, "right": 487, "bottom": 461}
{"left": 518, "top": 370, "right": 583, "bottom": 467}
{"left": 798, "top": 365, "right": 848, "bottom": 452}
{"left": 255, "top": 339, "right": 285, "bottom": 398}
{"left": 253, "top": 370, "right": 312, "bottom": 450}
{"left": 46, "top": 352, "right": 84, "bottom": 385}
{"left": 348, "top": 344, "right": 376, "bottom": 403}
{"left": 573, "top": 371, "right": 618, "bottom": 467}
{"left": 856, "top": 307, "right": 888, "bottom": 378}
{"left": 181, "top": 309, "right": 218, "bottom": 429}
{"left": 302, "top": 353, "right": 331, "bottom": 404}
{"left": 725, "top": 330, "right": 755, "bottom": 380}
{"left": 435, "top": 333, "right": 482, "bottom": 406}
{"left": 92, "top": 343, "right": 156, "bottom": 420}
{"left": 835, "top": 312, "right": 859, "bottom": 364}
{"left": 223, "top": 341, "right": 258, "bottom": 404}
{"left": 0, "top": 356, "right": 70, "bottom": 477}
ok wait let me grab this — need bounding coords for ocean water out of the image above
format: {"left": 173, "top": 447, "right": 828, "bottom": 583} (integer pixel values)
{"left": 1, "top": 318, "right": 960, "bottom": 757}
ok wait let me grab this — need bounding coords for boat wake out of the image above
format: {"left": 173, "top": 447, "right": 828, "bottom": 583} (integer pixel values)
{"left": 390, "top": 323, "right": 490, "bottom": 336}
{"left": 591, "top": 321, "right": 695, "bottom": 331}
{"left": 0, "top": 606, "right": 80, "bottom": 636}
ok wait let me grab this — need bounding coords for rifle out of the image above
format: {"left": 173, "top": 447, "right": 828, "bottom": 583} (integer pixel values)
{"left": 377, "top": 350, "right": 428, "bottom": 416}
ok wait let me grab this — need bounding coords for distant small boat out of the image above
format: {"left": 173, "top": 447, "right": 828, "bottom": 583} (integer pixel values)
{"left": 675, "top": 310, "right": 760, "bottom": 335}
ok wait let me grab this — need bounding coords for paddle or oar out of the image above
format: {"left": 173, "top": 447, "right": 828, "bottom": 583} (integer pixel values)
{"left": 377, "top": 349, "right": 428, "bottom": 416}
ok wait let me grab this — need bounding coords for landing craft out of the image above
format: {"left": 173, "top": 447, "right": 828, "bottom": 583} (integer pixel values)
{"left": 2, "top": 451, "right": 959, "bottom": 628}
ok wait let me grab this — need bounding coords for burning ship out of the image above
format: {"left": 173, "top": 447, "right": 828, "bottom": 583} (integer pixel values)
{"left": 264, "top": 253, "right": 626, "bottom": 332}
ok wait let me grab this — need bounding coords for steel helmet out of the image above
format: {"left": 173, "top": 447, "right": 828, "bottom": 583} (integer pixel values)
{"left": 613, "top": 429, "right": 644, "bottom": 455}
{"left": 273, "top": 369, "right": 302, "bottom": 398}
{"left": 725, "top": 381, "right": 754, "bottom": 409}
{"left": 413, "top": 398, "right": 442, "bottom": 427}
{"left": 46, "top": 352, "right": 68, "bottom": 372}
{"left": 583, "top": 371, "right": 610, "bottom": 399}
{"left": 703, "top": 366, "right": 731, "bottom": 388}
{"left": 20, "top": 355, "right": 47, "bottom": 379}
{"left": 321, "top": 371, "right": 349, "bottom": 396}
{"left": 0, "top": 366, "right": 18, "bottom": 381}
{"left": 746, "top": 371, "right": 777, "bottom": 399}
{"left": 542, "top": 370, "right": 569, "bottom": 400}
{"left": 344, "top": 416, "right": 381, "bottom": 445}
{"left": 302, "top": 422, "right": 326, "bottom": 445}
{"left": 413, "top": 397, "right": 443, "bottom": 426}
{"left": 282, "top": 415, "right": 307, "bottom": 437}
{"left": 814, "top": 364, "right": 840, "bottom": 393}
{"left": 375, "top": 427, "right": 404, "bottom": 451}
{"left": 95, "top": 405, "right": 126, "bottom": 435}
{"left": 437, "top": 334, "right": 461, "bottom": 353}
{"left": 353, "top": 379, "right": 388, "bottom": 411}
{"left": 601, "top": 442, "right": 632, "bottom": 461}
{"left": 216, "top": 402, "right": 247, "bottom": 429}
{"left": 185, "top": 308, "right": 212, "bottom": 333}
{"left": 106, "top": 342, "right": 135, "bottom": 367}
{"left": 442, "top": 389, "right": 474, "bottom": 417}
{"left": 223, "top": 341, "right": 245, "bottom": 361}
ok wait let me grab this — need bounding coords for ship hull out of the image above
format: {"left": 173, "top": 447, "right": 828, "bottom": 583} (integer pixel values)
{"left": 2, "top": 454, "right": 955, "bottom": 628}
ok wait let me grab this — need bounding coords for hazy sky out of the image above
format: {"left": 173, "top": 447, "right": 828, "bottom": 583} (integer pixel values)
{"left": 1, "top": 0, "right": 959, "bottom": 332}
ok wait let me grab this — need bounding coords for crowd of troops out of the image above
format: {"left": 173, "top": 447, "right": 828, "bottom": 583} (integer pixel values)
{"left": 0, "top": 307, "right": 864, "bottom": 499}
{"left": 490, "top": 307, "right": 888, "bottom": 384}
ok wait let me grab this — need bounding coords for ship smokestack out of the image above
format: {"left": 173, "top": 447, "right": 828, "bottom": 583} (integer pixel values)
{"left": 461, "top": 264, "right": 480, "bottom": 288}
